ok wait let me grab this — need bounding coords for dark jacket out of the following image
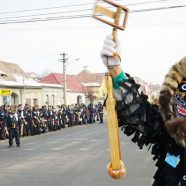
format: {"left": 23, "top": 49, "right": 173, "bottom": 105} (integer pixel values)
{"left": 6, "top": 112, "right": 19, "bottom": 129}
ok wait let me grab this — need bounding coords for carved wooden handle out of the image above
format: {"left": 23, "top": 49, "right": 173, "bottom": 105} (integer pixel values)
{"left": 105, "top": 74, "right": 126, "bottom": 179}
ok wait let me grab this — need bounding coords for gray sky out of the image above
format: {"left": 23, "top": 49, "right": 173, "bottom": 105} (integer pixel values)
{"left": 0, "top": 0, "right": 186, "bottom": 84}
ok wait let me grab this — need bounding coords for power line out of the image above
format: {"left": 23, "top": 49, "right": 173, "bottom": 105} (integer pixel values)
{"left": 0, "top": 2, "right": 94, "bottom": 15}
{"left": 0, "top": 14, "right": 92, "bottom": 24}
{"left": 0, "top": 8, "right": 93, "bottom": 20}
{"left": 0, "top": 4, "right": 185, "bottom": 25}
{"left": 131, "top": 4, "right": 186, "bottom": 13}
{"left": 0, "top": 0, "right": 173, "bottom": 15}
{"left": 0, "top": 0, "right": 174, "bottom": 20}
{"left": 125, "top": 0, "right": 173, "bottom": 6}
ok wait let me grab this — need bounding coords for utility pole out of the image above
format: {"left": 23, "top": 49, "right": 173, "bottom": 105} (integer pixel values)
{"left": 22, "top": 76, "right": 25, "bottom": 105}
{"left": 60, "top": 53, "right": 68, "bottom": 105}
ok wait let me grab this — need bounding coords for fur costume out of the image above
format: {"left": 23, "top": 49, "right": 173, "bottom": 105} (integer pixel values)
{"left": 115, "top": 57, "right": 186, "bottom": 186}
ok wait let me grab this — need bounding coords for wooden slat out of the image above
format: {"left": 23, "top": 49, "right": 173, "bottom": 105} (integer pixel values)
{"left": 93, "top": 1, "right": 129, "bottom": 31}
{"left": 94, "top": 4, "right": 116, "bottom": 19}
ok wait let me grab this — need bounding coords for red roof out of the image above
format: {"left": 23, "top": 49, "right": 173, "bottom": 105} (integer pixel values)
{"left": 75, "top": 69, "right": 104, "bottom": 85}
{"left": 40, "top": 73, "right": 85, "bottom": 93}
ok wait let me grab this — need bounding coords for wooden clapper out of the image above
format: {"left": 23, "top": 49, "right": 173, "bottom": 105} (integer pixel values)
{"left": 93, "top": 0, "right": 129, "bottom": 179}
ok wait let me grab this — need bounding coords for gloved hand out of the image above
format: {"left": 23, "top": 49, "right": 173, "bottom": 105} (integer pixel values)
{"left": 101, "top": 34, "right": 121, "bottom": 69}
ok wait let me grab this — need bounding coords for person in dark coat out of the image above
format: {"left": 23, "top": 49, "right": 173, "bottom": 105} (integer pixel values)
{"left": 6, "top": 105, "right": 20, "bottom": 147}
{"left": 32, "top": 105, "right": 41, "bottom": 135}
{"left": 97, "top": 102, "right": 103, "bottom": 124}
{"left": 0, "top": 105, "right": 8, "bottom": 140}
{"left": 88, "top": 103, "right": 94, "bottom": 124}
{"left": 24, "top": 105, "right": 34, "bottom": 136}
{"left": 101, "top": 34, "right": 186, "bottom": 186}
{"left": 17, "top": 104, "right": 26, "bottom": 136}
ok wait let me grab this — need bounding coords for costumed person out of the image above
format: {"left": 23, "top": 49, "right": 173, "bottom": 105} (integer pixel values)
{"left": 101, "top": 34, "right": 186, "bottom": 186}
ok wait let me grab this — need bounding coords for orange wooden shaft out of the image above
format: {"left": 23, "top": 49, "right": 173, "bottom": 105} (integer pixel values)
{"left": 105, "top": 74, "right": 122, "bottom": 170}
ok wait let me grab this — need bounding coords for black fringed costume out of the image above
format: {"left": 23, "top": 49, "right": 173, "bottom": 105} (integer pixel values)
{"left": 115, "top": 74, "right": 186, "bottom": 186}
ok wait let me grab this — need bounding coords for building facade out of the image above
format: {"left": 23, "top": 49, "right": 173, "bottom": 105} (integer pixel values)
{"left": 0, "top": 60, "right": 85, "bottom": 107}
{"left": 39, "top": 73, "right": 85, "bottom": 105}
{"left": 75, "top": 67, "right": 106, "bottom": 104}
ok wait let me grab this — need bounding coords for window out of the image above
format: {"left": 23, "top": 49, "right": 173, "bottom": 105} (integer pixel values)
{"left": 26, "top": 99, "right": 31, "bottom": 105}
{"left": 45, "top": 95, "right": 49, "bottom": 105}
{"left": 77, "top": 95, "right": 82, "bottom": 104}
{"left": 33, "top": 98, "right": 38, "bottom": 106}
{"left": 52, "top": 95, "right": 55, "bottom": 106}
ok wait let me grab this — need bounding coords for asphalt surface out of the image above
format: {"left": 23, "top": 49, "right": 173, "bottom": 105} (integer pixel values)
{"left": 0, "top": 122, "right": 156, "bottom": 186}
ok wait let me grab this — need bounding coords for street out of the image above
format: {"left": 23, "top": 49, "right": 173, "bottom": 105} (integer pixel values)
{"left": 0, "top": 122, "right": 155, "bottom": 186}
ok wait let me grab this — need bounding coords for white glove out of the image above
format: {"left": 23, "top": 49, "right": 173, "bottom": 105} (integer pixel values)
{"left": 101, "top": 34, "right": 121, "bottom": 69}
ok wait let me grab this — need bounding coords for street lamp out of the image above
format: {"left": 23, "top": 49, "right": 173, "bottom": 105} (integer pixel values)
{"left": 59, "top": 54, "right": 80, "bottom": 105}
{"left": 67, "top": 58, "right": 80, "bottom": 66}
{"left": 22, "top": 76, "right": 25, "bottom": 105}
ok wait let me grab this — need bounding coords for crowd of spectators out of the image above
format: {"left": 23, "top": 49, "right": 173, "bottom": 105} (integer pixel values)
{"left": 0, "top": 102, "right": 104, "bottom": 141}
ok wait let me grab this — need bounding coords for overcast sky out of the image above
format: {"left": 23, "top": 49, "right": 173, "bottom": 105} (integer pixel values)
{"left": 0, "top": 0, "right": 185, "bottom": 84}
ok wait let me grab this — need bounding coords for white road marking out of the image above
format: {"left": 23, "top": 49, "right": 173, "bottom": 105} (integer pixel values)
{"left": 0, "top": 149, "right": 8, "bottom": 152}
{"left": 27, "top": 142, "right": 37, "bottom": 145}
{"left": 50, "top": 141, "right": 81, "bottom": 151}
{"left": 79, "top": 148, "right": 90, "bottom": 151}
{"left": 136, "top": 149, "right": 146, "bottom": 152}
{"left": 73, "top": 138, "right": 88, "bottom": 141}
{"left": 90, "top": 139, "right": 104, "bottom": 142}
{"left": 48, "top": 141, "right": 58, "bottom": 144}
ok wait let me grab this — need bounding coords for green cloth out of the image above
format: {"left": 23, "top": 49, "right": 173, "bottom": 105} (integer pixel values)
{"left": 112, "top": 71, "right": 126, "bottom": 89}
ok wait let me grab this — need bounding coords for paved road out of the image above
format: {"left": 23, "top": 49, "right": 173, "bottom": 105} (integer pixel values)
{"left": 0, "top": 122, "right": 156, "bottom": 186}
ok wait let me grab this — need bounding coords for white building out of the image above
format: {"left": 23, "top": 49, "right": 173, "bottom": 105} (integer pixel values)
{"left": 0, "top": 60, "right": 85, "bottom": 107}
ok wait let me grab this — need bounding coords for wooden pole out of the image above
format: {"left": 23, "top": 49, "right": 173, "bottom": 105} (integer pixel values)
{"left": 105, "top": 73, "right": 125, "bottom": 179}
{"left": 93, "top": 0, "right": 129, "bottom": 179}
